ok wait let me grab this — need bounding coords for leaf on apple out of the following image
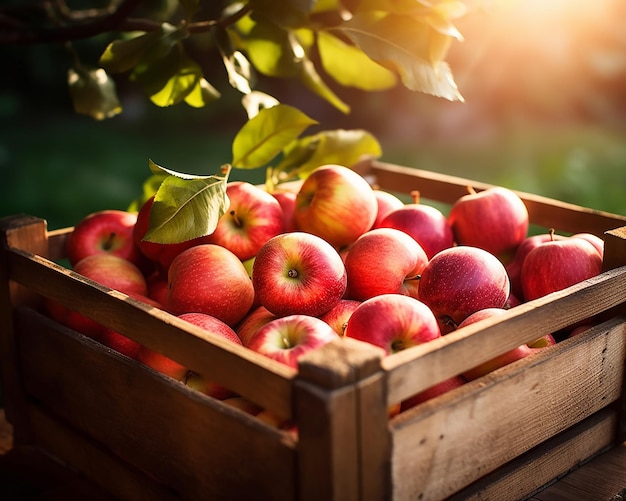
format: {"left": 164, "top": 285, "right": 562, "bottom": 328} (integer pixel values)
{"left": 142, "top": 162, "right": 230, "bottom": 244}
{"left": 231, "top": 104, "right": 318, "bottom": 169}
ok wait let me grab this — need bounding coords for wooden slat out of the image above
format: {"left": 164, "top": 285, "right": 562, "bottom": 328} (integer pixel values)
{"left": 16, "top": 307, "right": 298, "bottom": 501}
{"left": 46, "top": 226, "right": 72, "bottom": 262}
{"left": 365, "top": 161, "right": 626, "bottom": 235}
{"left": 532, "top": 440, "right": 626, "bottom": 500}
{"left": 384, "top": 266, "right": 626, "bottom": 405}
{"left": 21, "top": 404, "right": 179, "bottom": 501}
{"left": 451, "top": 407, "right": 618, "bottom": 501}
{"left": 6, "top": 248, "right": 295, "bottom": 419}
{"left": 388, "top": 317, "right": 626, "bottom": 500}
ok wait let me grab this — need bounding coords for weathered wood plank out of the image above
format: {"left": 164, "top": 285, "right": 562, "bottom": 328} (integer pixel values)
{"left": 16, "top": 307, "right": 298, "bottom": 501}
{"left": 6, "top": 247, "right": 295, "bottom": 418}
{"left": 451, "top": 408, "right": 618, "bottom": 501}
{"left": 384, "top": 267, "right": 626, "bottom": 405}
{"left": 388, "top": 317, "right": 626, "bottom": 500}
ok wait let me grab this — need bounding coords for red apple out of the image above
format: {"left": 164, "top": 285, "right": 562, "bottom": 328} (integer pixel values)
{"left": 65, "top": 209, "right": 147, "bottom": 269}
{"left": 344, "top": 227, "right": 428, "bottom": 301}
{"left": 520, "top": 236, "right": 603, "bottom": 301}
{"left": 95, "top": 292, "right": 164, "bottom": 359}
{"left": 506, "top": 233, "right": 565, "bottom": 301}
{"left": 448, "top": 186, "right": 529, "bottom": 263}
{"left": 378, "top": 196, "right": 454, "bottom": 259}
{"left": 236, "top": 306, "right": 278, "bottom": 347}
{"left": 95, "top": 329, "right": 143, "bottom": 359}
{"left": 400, "top": 375, "right": 467, "bottom": 412}
{"left": 318, "top": 298, "right": 361, "bottom": 337}
{"left": 371, "top": 188, "right": 405, "bottom": 229}
{"left": 133, "top": 196, "right": 211, "bottom": 271}
{"left": 252, "top": 232, "right": 347, "bottom": 317}
{"left": 246, "top": 314, "right": 339, "bottom": 369}
{"left": 73, "top": 253, "right": 148, "bottom": 297}
{"left": 146, "top": 270, "right": 170, "bottom": 307}
{"left": 571, "top": 232, "right": 604, "bottom": 258}
{"left": 179, "top": 312, "right": 242, "bottom": 399}
{"left": 272, "top": 190, "right": 297, "bottom": 233}
{"left": 166, "top": 244, "right": 255, "bottom": 327}
{"left": 344, "top": 294, "right": 440, "bottom": 355}
{"left": 418, "top": 246, "right": 510, "bottom": 334}
{"left": 207, "top": 181, "right": 285, "bottom": 261}
{"left": 137, "top": 345, "right": 188, "bottom": 381}
{"left": 293, "top": 164, "right": 378, "bottom": 249}
{"left": 44, "top": 297, "right": 107, "bottom": 338}
{"left": 457, "top": 308, "right": 541, "bottom": 381}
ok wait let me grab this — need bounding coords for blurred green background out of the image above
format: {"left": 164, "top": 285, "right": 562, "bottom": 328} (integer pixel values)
{"left": 1, "top": 0, "right": 625, "bottom": 231}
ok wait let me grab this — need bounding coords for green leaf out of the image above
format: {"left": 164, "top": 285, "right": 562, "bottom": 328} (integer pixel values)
{"left": 317, "top": 31, "right": 397, "bottom": 90}
{"left": 331, "top": 12, "right": 463, "bottom": 101}
{"left": 215, "top": 25, "right": 255, "bottom": 94}
{"left": 67, "top": 67, "right": 122, "bottom": 120}
{"left": 348, "top": 0, "right": 432, "bottom": 14}
{"left": 299, "top": 58, "right": 351, "bottom": 114}
{"left": 143, "top": 165, "right": 230, "bottom": 244}
{"left": 184, "top": 78, "right": 221, "bottom": 107}
{"left": 231, "top": 104, "right": 318, "bottom": 169}
{"left": 241, "top": 90, "right": 280, "bottom": 119}
{"left": 239, "top": 17, "right": 301, "bottom": 78}
{"left": 99, "top": 23, "right": 185, "bottom": 74}
{"left": 275, "top": 129, "right": 382, "bottom": 179}
{"left": 249, "top": 0, "right": 317, "bottom": 27}
{"left": 127, "top": 173, "right": 168, "bottom": 213}
{"left": 149, "top": 52, "right": 204, "bottom": 107}
{"left": 178, "top": 0, "right": 201, "bottom": 17}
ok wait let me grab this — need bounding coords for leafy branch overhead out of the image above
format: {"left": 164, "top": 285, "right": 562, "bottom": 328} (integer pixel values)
{"left": 1, "top": 0, "right": 467, "bottom": 120}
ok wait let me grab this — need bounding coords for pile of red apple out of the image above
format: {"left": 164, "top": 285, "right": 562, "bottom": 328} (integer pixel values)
{"left": 47, "top": 164, "right": 605, "bottom": 421}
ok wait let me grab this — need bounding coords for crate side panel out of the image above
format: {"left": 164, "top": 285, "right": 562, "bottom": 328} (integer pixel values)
{"left": 389, "top": 318, "right": 626, "bottom": 500}
{"left": 384, "top": 266, "right": 626, "bottom": 404}
{"left": 7, "top": 248, "right": 295, "bottom": 418}
{"left": 24, "top": 403, "right": 180, "bottom": 501}
{"left": 15, "top": 308, "right": 297, "bottom": 501}
{"left": 451, "top": 407, "right": 618, "bottom": 501}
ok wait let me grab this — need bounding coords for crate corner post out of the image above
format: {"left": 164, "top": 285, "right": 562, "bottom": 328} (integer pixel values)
{"left": 0, "top": 215, "right": 49, "bottom": 444}
{"left": 295, "top": 337, "right": 390, "bottom": 501}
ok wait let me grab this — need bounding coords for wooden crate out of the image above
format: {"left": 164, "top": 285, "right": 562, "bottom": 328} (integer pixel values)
{"left": 1, "top": 160, "right": 626, "bottom": 501}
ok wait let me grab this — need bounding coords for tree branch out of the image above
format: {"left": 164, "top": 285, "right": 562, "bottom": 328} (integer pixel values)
{"left": 0, "top": 0, "right": 144, "bottom": 45}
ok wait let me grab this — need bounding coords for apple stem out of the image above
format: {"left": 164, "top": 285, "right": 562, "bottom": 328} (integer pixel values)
{"left": 103, "top": 232, "right": 116, "bottom": 251}
{"left": 405, "top": 274, "right": 421, "bottom": 281}
{"left": 549, "top": 228, "right": 555, "bottom": 241}
{"left": 282, "top": 336, "right": 291, "bottom": 349}
{"left": 410, "top": 190, "right": 420, "bottom": 204}
{"left": 230, "top": 210, "right": 243, "bottom": 228}
{"left": 467, "top": 185, "right": 477, "bottom": 195}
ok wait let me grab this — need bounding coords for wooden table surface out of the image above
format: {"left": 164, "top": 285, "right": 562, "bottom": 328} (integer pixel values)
{"left": 0, "top": 408, "right": 624, "bottom": 500}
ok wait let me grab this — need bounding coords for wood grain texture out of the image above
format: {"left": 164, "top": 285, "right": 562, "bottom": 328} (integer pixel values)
{"left": 384, "top": 267, "right": 626, "bottom": 405}
{"left": 15, "top": 307, "right": 297, "bottom": 501}
{"left": 451, "top": 408, "right": 618, "bottom": 501}
{"left": 6, "top": 247, "right": 295, "bottom": 418}
{"left": 388, "top": 317, "right": 626, "bottom": 500}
